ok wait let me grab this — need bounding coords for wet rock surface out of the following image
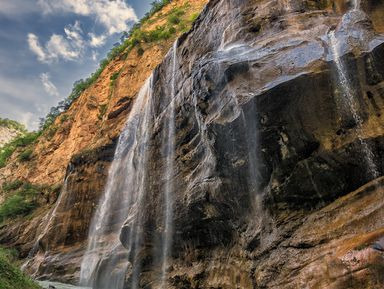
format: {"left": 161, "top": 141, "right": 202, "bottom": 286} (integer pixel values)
{"left": 109, "top": 0, "right": 384, "bottom": 287}
{"left": 116, "top": 0, "right": 384, "bottom": 287}
{"left": 2, "top": 0, "right": 384, "bottom": 288}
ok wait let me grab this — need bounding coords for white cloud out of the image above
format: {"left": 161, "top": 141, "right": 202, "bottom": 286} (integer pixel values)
{"left": 46, "top": 34, "right": 81, "bottom": 60}
{"left": 0, "top": 74, "right": 51, "bottom": 131}
{"left": 20, "top": 112, "right": 39, "bottom": 131}
{"left": 38, "top": 0, "right": 138, "bottom": 35}
{"left": 28, "top": 33, "right": 47, "bottom": 62}
{"left": 91, "top": 51, "right": 98, "bottom": 61}
{"left": 40, "top": 73, "right": 60, "bottom": 97}
{"left": 28, "top": 21, "right": 84, "bottom": 63}
{"left": 89, "top": 33, "right": 107, "bottom": 47}
{"left": 64, "top": 21, "right": 84, "bottom": 47}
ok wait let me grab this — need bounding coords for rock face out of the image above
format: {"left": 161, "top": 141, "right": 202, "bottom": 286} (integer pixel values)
{"left": 0, "top": 126, "right": 22, "bottom": 147}
{"left": 112, "top": 0, "right": 384, "bottom": 288}
{"left": 2, "top": 0, "right": 384, "bottom": 288}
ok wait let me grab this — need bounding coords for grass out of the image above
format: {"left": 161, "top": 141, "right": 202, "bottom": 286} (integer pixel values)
{"left": 0, "top": 248, "right": 40, "bottom": 289}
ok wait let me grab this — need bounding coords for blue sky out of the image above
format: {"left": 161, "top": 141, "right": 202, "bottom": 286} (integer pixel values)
{"left": 0, "top": 0, "right": 152, "bottom": 130}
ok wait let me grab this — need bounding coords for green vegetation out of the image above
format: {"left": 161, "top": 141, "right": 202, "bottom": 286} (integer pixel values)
{"left": 18, "top": 149, "right": 33, "bottom": 162}
{"left": 37, "top": 0, "right": 200, "bottom": 131}
{"left": 0, "top": 194, "right": 37, "bottom": 222}
{"left": 189, "top": 12, "right": 200, "bottom": 23}
{"left": 60, "top": 115, "right": 69, "bottom": 123}
{"left": 2, "top": 180, "right": 24, "bottom": 192}
{"left": 109, "top": 71, "right": 121, "bottom": 99}
{"left": 44, "top": 125, "right": 58, "bottom": 140}
{"left": 0, "top": 183, "right": 40, "bottom": 222}
{"left": 38, "top": 0, "right": 200, "bottom": 135}
{"left": 0, "top": 181, "right": 61, "bottom": 223}
{"left": 0, "top": 118, "right": 27, "bottom": 133}
{"left": 1, "top": 1, "right": 202, "bottom": 168}
{"left": 98, "top": 104, "right": 108, "bottom": 120}
{"left": 0, "top": 132, "right": 40, "bottom": 168}
{"left": 110, "top": 71, "right": 120, "bottom": 83}
{"left": 0, "top": 247, "right": 40, "bottom": 289}
{"left": 137, "top": 46, "right": 145, "bottom": 56}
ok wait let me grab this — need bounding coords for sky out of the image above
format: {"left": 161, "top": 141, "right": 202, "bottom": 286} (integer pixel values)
{"left": 0, "top": 0, "right": 152, "bottom": 130}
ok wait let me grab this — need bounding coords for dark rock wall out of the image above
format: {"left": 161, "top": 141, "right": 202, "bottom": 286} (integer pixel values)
{"left": 118, "top": 0, "right": 384, "bottom": 287}
{"left": 3, "top": 0, "right": 384, "bottom": 288}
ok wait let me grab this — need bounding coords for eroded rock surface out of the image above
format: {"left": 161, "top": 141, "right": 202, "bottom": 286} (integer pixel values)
{"left": 115, "top": 0, "right": 384, "bottom": 287}
{"left": 2, "top": 0, "right": 384, "bottom": 288}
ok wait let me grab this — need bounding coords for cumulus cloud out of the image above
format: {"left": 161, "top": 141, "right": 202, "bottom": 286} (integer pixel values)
{"left": 37, "top": 0, "right": 138, "bottom": 35}
{"left": 28, "top": 21, "right": 84, "bottom": 63}
{"left": 40, "top": 73, "right": 60, "bottom": 97}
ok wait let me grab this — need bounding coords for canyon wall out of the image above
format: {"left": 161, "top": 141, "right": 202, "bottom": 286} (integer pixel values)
{"left": 1, "top": 0, "right": 384, "bottom": 288}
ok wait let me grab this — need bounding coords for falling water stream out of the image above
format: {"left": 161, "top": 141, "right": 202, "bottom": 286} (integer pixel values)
{"left": 328, "top": 4, "right": 378, "bottom": 179}
{"left": 79, "top": 40, "right": 180, "bottom": 289}
{"left": 35, "top": 2, "right": 381, "bottom": 288}
{"left": 159, "top": 41, "right": 178, "bottom": 288}
{"left": 21, "top": 173, "right": 72, "bottom": 276}
{"left": 80, "top": 77, "right": 154, "bottom": 289}
{"left": 353, "top": 0, "right": 361, "bottom": 10}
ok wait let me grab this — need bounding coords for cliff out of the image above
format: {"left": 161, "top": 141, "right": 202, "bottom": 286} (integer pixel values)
{"left": 0, "top": 119, "right": 25, "bottom": 148}
{"left": 0, "top": 0, "right": 208, "bottom": 282}
{"left": 1, "top": 0, "right": 384, "bottom": 288}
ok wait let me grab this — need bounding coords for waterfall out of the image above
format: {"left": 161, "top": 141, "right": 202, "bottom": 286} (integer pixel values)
{"left": 159, "top": 41, "right": 178, "bottom": 288}
{"left": 79, "top": 77, "right": 154, "bottom": 289}
{"left": 328, "top": 31, "right": 378, "bottom": 179}
{"left": 30, "top": 176, "right": 70, "bottom": 255}
{"left": 353, "top": 0, "right": 361, "bottom": 10}
{"left": 21, "top": 172, "right": 72, "bottom": 275}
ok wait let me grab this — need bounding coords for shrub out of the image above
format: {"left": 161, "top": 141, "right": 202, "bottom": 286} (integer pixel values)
{"left": 0, "top": 147, "right": 15, "bottom": 168}
{"left": 45, "top": 126, "right": 58, "bottom": 140}
{"left": 60, "top": 115, "right": 69, "bottom": 123}
{"left": 2, "top": 180, "right": 23, "bottom": 192}
{"left": 110, "top": 72, "right": 120, "bottom": 82}
{"left": 0, "top": 183, "right": 40, "bottom": 222}
{"left": 168, "top": 27, "right": 176, "bottom": 34}
{"left": 18, "top": 149, "right": 33, "bottom": 162}
{"left": 168, "top": 14, "right": 181, "bottom": 25}
{"left": 189, "top": 12, "right": 200, "bottom": 23}
{"left": 98, "top": 104, "right": 108, "bottom": 120}
{"left": 0, "top": 195, "right": 36, "bottom": 222}
{"left": 137, "top": 47, "right": 145, "bottom": 56}
{"left": 11, "top": 132, "right": 40, "bottom": 147}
